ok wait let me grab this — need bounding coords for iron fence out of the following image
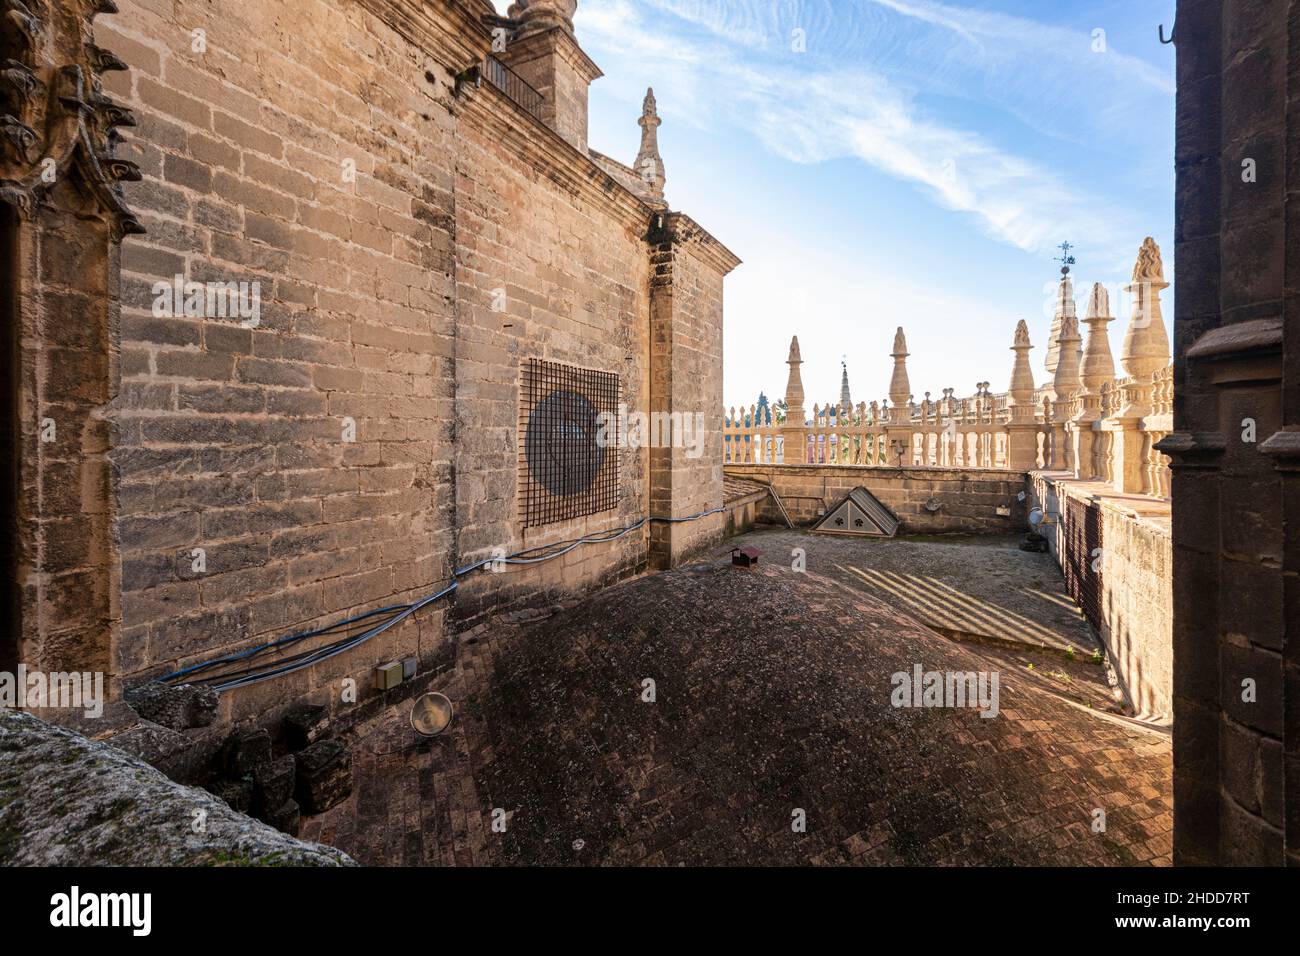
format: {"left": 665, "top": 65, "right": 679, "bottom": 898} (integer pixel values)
{"left": 483, "top": 56, "right": 544, "bottom": 122}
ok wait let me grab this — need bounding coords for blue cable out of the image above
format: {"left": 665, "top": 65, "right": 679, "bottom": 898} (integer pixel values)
{"left": 159, "top": 506, "right": 724, "bottom": 692}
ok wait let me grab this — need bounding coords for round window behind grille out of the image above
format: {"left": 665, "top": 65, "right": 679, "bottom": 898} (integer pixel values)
{"left": 525, "top": 389, "right": 606, "bottom": 496}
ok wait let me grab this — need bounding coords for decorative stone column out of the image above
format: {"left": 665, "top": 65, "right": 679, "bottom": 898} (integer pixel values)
{"left": 781, "top": 335, "right": 807, "bottom": 463}
{"left": 885, "top": 327, "right": 915, "bottom": 466}
{"left": 0, "top": 0, "right": 143, "bottom": 689}
{"left": 1050, "top": 312, "right": 1083, "bottom": 471}
{"left": 1112, "top": 238, "right": 1171, "bottom": 493}
{"left": 1005, "top": 320, "right": 1040, "bottom": 471}
{"left": 1072, "top": 283, "right": 1116, "bottom": 479}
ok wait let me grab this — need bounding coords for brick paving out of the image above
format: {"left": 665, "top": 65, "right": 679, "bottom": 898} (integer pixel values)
{"left": 730, "top": 529, "right": 1099, "bottom": 656}
{"left": 304, "top": 548, "right": 1171, "bottom": 866}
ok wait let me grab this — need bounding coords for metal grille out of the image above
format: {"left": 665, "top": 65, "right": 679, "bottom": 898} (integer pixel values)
{"left": 519, "top": 358, "right": 620, "bottom": 528}
{"left": 1061, "top": 497, "right": 1104, "bottom": 632}
{"left": 483, "top": 56, "right": 544, "bottom": 121}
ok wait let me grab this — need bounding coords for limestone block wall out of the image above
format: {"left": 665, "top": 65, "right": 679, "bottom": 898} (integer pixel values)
{"left": 70, "top": 0, "right": 734, "bottom": 728}
{"left": 1168, "top": 0, "right": 1295, "bottom": 865}
{"left": 448, "top": 83, "right": 653, "bottom": 621}
{"left": 8, "top": 198, "right": 122, "bottom": 686}
{"left": 723, "top": 464, "right": 1027, "bottom": 534}
{"left": 648, "top": 216, "right": 733, "bottom": 568}
{"left": 1026, "top": 474, "right": 1173, "bottom": 722}
{"left": 99, "top": 0, "right": 470, "bottom": 724}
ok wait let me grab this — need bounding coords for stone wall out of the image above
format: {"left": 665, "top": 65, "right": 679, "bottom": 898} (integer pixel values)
{"left": 1027, "top": 473, "right": 1172, "bottom": 722}
{"left": 648, "top": 215, "right": 730, "bottom": 568}
{"left": 723, "top": 463, "right": 1027, "bottom": 534}
{"left": 448, "top": 64, "right": 654, "bottom": 621}
{"left": 1167, "top": 0, "right": 1296, "bottom": 866}
{"left": 98, "top": 0, "right": 470, "bottom": 725}
{"left": 4, "top": 0, "right": 736, "bottom": 729}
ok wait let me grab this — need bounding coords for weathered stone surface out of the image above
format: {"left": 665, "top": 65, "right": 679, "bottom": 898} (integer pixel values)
{"left": 108, "top": 721, "right": 210, "bottom": 782}
{"left": 265, "top": 799, "right": 302, "bottom": 838}
{"left": 0, "top": 0, "right": 732, "bottom": 737}
{"left": 730, "top": 528, "right": 1099, "bottom": 659}
{"left": 225, "top": 728, "right": 272, "bottom": 777}
{"left": 210, "top": 778, "right": 253, "bottom": 816}
{"left": 253, "top": 754, "right": 297, "bottom": 818}
{"left": 124, "top": 681, "right": 218, "bottom": 730}
{"left": 283, "top": 703, "right": 328, "bottom": 751}
{"left": 1167, "top": 0, "right": 1295, "bottom": 864}
{"left": 295, "top": 740, "right": 352, "bottom": 815}
{"left": 0, "top": 711, "right": 354, "bottom": 866}
{"left": 305, "top": 557, "right": 1169, "bottom": 866}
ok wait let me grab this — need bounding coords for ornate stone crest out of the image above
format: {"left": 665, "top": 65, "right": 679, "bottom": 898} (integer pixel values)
{"left": 0, "top": 0, "right": 143, "bottom": 239}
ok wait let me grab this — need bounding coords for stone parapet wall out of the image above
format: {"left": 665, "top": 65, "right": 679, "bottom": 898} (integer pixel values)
{"left": 1026, "top": 472, "right": 1172, "bottom": 722}
{"left": 724, "top": 464, "right": 1027, "bottom": 535}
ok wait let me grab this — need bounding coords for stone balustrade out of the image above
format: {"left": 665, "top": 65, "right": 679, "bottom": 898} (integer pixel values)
{"left": 724, "top": 238, "right": 1175, "bottom": 501}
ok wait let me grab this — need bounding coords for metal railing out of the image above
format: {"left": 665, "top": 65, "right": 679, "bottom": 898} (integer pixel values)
{"left": 483, "top": 56, "right": 544, "bottom": 121}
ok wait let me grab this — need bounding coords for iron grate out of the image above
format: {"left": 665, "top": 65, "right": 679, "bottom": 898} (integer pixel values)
{"left": 519, "top": 358, "right": 620, "bottom": 528}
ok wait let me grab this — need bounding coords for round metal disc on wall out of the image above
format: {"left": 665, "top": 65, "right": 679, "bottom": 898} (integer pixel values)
{"left": 411, "top": 692, "right": 453, "bottom": 737}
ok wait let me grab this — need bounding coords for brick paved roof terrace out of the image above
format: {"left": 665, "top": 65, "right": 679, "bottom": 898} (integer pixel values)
{"left": 305, "top": 534, "right": 1171, "bottom": 866}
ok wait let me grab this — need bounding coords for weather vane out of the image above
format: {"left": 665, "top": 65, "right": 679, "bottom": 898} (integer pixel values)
{"left": 1055, "top": 241, "right": 1076, "bottom": 276}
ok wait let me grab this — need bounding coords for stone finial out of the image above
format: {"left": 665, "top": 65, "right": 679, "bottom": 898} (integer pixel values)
{"left": 1052, "top": 311, "right": 1083, "bottom": 405}
{"left": 1079, "top": 282, "right": 1116, "bottom": 395}
{"left": 1008, "top": 320, "right": 1035, "bottom": 416}
{"left": 1088, "top": 281, "right": 1110, "bottom": 318}
{"left": 1119, "top": 237, "right": 1171, "bottom": 416}
{"left": 508, "top": 0, "right": 578, "bottom": 37}
{"left": 1132, "top": 236, "right": 1164, "bottom": 283}
{"left": 634, "top": 87, "right": 665, "bottom": 203}
{"left": 889, "top": 326, "right": 911, "bottom": 413}
{"left": 784, "top": 335, "right": 806, "bottom": 425}
{"left": 1044, "top": 272, "right": 1078, "bottom": 376}
{"left": 892, "top": 326, "right": 908, "bottom": 357}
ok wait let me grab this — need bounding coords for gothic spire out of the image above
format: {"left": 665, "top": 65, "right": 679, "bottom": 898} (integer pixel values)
{"left": 635, "top": 87, "right": 665, "bottom": 203}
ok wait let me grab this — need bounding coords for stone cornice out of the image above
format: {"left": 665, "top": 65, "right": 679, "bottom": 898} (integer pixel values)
{"left": 461, "top": 81, "right": 652, "bottom": 234}
{"left": 662, "top": 212, "right": 742, "bottom": 276}
{"left": 1260, "top": 427, "right": 1300, "bottom": 468}
{"left": 1186, "top": 317, "right": 1283, "bottom": 360}
{"left": 501, "top": 26, "right": 603, "bottom": 82}
{"left": 357, "top": 0, "right": 495, "bottom": 71}
{"left": 1154, "top": 431, "right": 1226, "bottom": 465}
{"left": 377, "top": 3, "right": 736, "bottom": 275}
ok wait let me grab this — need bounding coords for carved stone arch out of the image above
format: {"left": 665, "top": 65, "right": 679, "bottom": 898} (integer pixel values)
{"left": 1, "top": 0, "right": 141, "bottom": 689}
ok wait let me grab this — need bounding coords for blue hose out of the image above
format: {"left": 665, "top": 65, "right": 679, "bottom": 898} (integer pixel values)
{"left": 158, "top": 506, "right": 725, "bottom": 692}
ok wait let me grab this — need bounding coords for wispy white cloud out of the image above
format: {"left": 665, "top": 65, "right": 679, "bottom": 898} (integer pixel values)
{"left": 576, "top": 0, "right": 1156, "bottom": 259}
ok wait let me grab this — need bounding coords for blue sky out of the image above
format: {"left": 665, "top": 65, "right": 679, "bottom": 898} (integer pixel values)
{"left": 502, "top": 0, "right": 1177, "bottom": 411}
